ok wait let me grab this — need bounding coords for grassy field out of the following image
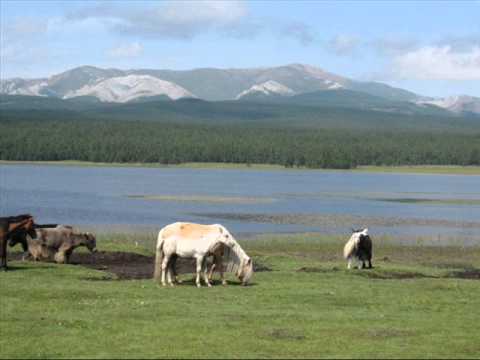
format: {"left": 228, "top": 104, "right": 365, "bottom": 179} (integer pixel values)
{"left": 1, "top": 233, "right": 480, "bottom": 359}
{"left": 1, "top": 160, "right": 480, "bottom": 175}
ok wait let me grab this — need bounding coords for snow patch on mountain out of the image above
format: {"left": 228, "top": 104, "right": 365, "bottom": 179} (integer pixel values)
{"left": 236, "top": 80, "right": 295, "bottom": 99}
{"left": 323, "top": 79, "right": 343, "bottom": 90}
{"left": 416, "top": 95, "right": 480, "bottom": 114}
{"left": 63, "top": 75, "right": 195, "bottom": 102}
{"left": 0, "top": 79, "right": 49, "bottom": 96}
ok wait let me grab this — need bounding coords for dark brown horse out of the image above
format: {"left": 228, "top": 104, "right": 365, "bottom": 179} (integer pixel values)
{"left": 0, "top": 214, "right": 36, "bottom": 270}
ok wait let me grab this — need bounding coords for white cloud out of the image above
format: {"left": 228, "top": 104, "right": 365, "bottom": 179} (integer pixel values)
{"left": 370, "top": 37, "right": 418, "bottom": 56}
{"left": 280, "top": 22, "right": 314, "bottom": 46}
{"left": 107, "top": 42, "right": 143, "bottom": 58}
{"left": 392, "top": 45, "right": 480, "bottom": 80}
{"left": 67, "top": 1, "right": 248, "bottom": 40}
{"left": 328, "top": 34, "right": 360, "bottom": 56}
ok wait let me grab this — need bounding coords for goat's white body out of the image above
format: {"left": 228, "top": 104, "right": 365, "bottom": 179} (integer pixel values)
{"left": 344, "top": 228, "right": 369, "bottom": 269}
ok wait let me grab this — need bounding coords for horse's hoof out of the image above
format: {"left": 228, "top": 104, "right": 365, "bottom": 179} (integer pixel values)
{"left": 196, "top": 284, "right": 201, "bottom": 288}
{"left": 162, "top": 283, "right": 167, "bottom": 287}
{"left": 207, "top": 283, "right": 212, "bottom": 288}
{"left": 176, "top": 279, "right": 183, "bottom": 284}
{"left": 169, "top": 283, "right": 175, "bottom": 287}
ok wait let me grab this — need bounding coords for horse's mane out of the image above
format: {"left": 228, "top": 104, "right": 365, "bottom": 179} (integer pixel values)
{"left": 221, "top": 245, "right": 242, "bottom": 273}
{"left": 0, "top": 214, "right": 32, "bottom": 226}
{"left": 5, "top": 214, "right": 33, "bottom": 222}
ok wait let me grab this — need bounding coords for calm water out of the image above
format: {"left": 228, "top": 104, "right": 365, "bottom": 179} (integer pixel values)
{"left": 1, "top": 164, "right": 479, "bottom": 244}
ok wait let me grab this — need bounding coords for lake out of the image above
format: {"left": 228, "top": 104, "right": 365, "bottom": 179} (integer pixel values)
{"left": 1, "top": 164, "right": 479, "bottom": 245}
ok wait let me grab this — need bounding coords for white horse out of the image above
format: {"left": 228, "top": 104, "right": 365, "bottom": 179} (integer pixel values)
{"left": 154, "top": 222, "right": 253, "bottom": 287}
{"left": 343, "top": 228, "right": 373, "bottom": 269}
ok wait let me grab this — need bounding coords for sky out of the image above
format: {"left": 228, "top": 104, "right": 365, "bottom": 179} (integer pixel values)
{"left": 1, "top": 0, "right": 479, "bottom": 97}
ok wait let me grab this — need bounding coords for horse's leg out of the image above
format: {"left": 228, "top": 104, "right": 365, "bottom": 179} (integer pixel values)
{"left": 347, "top": 257, "right": 352, "bottom": 270}
{"left": 0, "top": 235, "right": 7, "bottom": 271}
{"left": 202, "top": 257, "right": 212, "bottom": 287}
{"left": 220, "top": 263, "right": 227, "bottom": 286}
{"left": 368, "top": 259, "right": 373, "bottom": 269}
{"left": 161, "top": 253, "right": 171, "bottom": 287}
{"left": 195, "top": 256, "right": 204, "bottom": 288}
{"left": 208, "top": 263, "right": 215, "bottom": 281}
{"left": 65, "top": 249, "right": 73, "bottom": 264}
{"left": 166, "top": 261, "right": 174, "bottom": 287}
{"left": 213, "top": 255, "right": 227, "bottom": 285}
{"left": 54, "top": 251, "right": 66, "bottom": 264}
{"left": 170, "top": 255, "right": 183, "bottom": 284}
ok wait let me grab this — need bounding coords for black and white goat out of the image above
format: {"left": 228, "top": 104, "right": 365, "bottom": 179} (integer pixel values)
{"left": 343, "top": 228, "right": 373, "bottom": 269}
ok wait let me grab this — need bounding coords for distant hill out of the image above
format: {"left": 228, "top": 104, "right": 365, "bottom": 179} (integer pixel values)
{"left": 3, "top": 63, "right": 478, "bottom": 116}
{"left": 0, "top": 63, "right": 417, "bottom": 102}
{"left": 1, "top": 94, "right": 478, "bottom": 134}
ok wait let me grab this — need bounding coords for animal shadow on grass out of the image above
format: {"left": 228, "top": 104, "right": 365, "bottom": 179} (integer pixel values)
{"left": 0, "top": 265, "right": 30, "bottom": 272}
{"left": 353, "top": 267, "right": 480, "bottom": 280}
{"left": 265, "top": 328, "right": 306, "bottom": 341}
{"left": 171, "top": 277, "right": 258, "bottom": 287}
{"left": 297, "top": 266, "right": 341, "bottom": 273}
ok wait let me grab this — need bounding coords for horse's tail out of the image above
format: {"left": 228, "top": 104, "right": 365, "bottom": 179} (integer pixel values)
{"left": 153, "top": 228, "right": 165, "bottom": 282}
{"left": 343, "top": 235, "right": 359, "bottom": 259}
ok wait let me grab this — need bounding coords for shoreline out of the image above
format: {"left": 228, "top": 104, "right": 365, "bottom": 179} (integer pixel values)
{"left": 1, "top": 160, "right": 480, "bottom": 175}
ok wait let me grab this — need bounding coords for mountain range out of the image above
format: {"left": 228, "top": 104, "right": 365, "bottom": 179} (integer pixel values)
{"left": 1, "top": 64, "right": 479, "bottom": 116}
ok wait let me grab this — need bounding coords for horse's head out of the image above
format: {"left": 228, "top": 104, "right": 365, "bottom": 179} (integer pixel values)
{"left": 84, "top": 232, "right": 97, "bottom": 253}
{"left": 24, "top": 217, "right": 37, "bottom": 239}
{"left": 8, "top": 230, "right": 29, "bottom": 252}
{"left": 236, "top": 257, "right": 254, "bottom": 286}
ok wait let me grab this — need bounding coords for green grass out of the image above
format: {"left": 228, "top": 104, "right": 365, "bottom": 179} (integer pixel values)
{"left": 356, "top": 165, "right": 480, "bottom": 175}
{"left": 1, "top": 233, "right": 480, "bottom": 359}
{"left": 2, "top": 160, "right": 480, "bottom": 175}
{"left": 0, "top": 160, "right": 286, "bottom": 170}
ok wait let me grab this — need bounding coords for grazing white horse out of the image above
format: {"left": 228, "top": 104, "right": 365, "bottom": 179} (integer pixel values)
{"left": 343, "top": 228, "right": 373, "bottom": 269}
{"left": 154, "top": 222, "right": 253, "bottom": 287}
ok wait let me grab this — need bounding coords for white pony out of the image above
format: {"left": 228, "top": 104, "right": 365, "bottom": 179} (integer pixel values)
{"left": 154, "top": 222, "right": 253, "bottom": 287}
{"left": 343, "top": 228, "right": 373, "bottom": 269}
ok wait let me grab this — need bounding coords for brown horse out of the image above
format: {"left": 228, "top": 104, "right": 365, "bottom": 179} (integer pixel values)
{"left": 0, "top": 214, "right": 36, "bottom": 271}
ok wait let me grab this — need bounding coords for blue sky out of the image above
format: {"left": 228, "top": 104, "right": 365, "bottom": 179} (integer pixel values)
{"left": 1, "top": 0, "right": 479, "bottom": 97}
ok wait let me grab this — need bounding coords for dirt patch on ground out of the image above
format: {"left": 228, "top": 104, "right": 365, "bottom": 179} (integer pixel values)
{"left": 9, "top": 251, "right": 479, "bottom": 281}
{"left": 9, "top": 251, "right": 271, "bottom": 280}
{"left": 265, "top": 328, "right": 305, "bottom": 341}
{"left": 358, "top": 271, "right": 436, "bottom": 280}
{"left": 447, "top": 269, "right": 480, "bottom": 280}
{"left": 351, "top": 268, "right": 480, "bottom": 280}
{"left": 297, "top": 266, "right": 340, "bottom": 273}
{"left": 72, "top": 251, "right": 154, "bottom": 280}
{"left": 253, "top": 261, "right": 272, "bottom": 272}
{"left": 8, "top": 250, "right": 154, "bottom": 280}
{"left": 366, "top": 328, "right": 416, "bottom": 338}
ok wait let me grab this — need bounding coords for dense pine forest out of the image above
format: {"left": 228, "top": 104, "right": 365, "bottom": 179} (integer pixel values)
{"left": 1, "top": 118, "right": 479, "bottom": 169}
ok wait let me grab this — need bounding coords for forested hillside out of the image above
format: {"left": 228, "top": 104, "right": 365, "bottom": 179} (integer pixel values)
{"left": 1, "top": 118, "right": 479, "bottom": 168}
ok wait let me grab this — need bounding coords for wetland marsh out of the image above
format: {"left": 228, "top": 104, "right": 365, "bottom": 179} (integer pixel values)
{"left": 1, "top": 163, "right": 479, "bottom": 245}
